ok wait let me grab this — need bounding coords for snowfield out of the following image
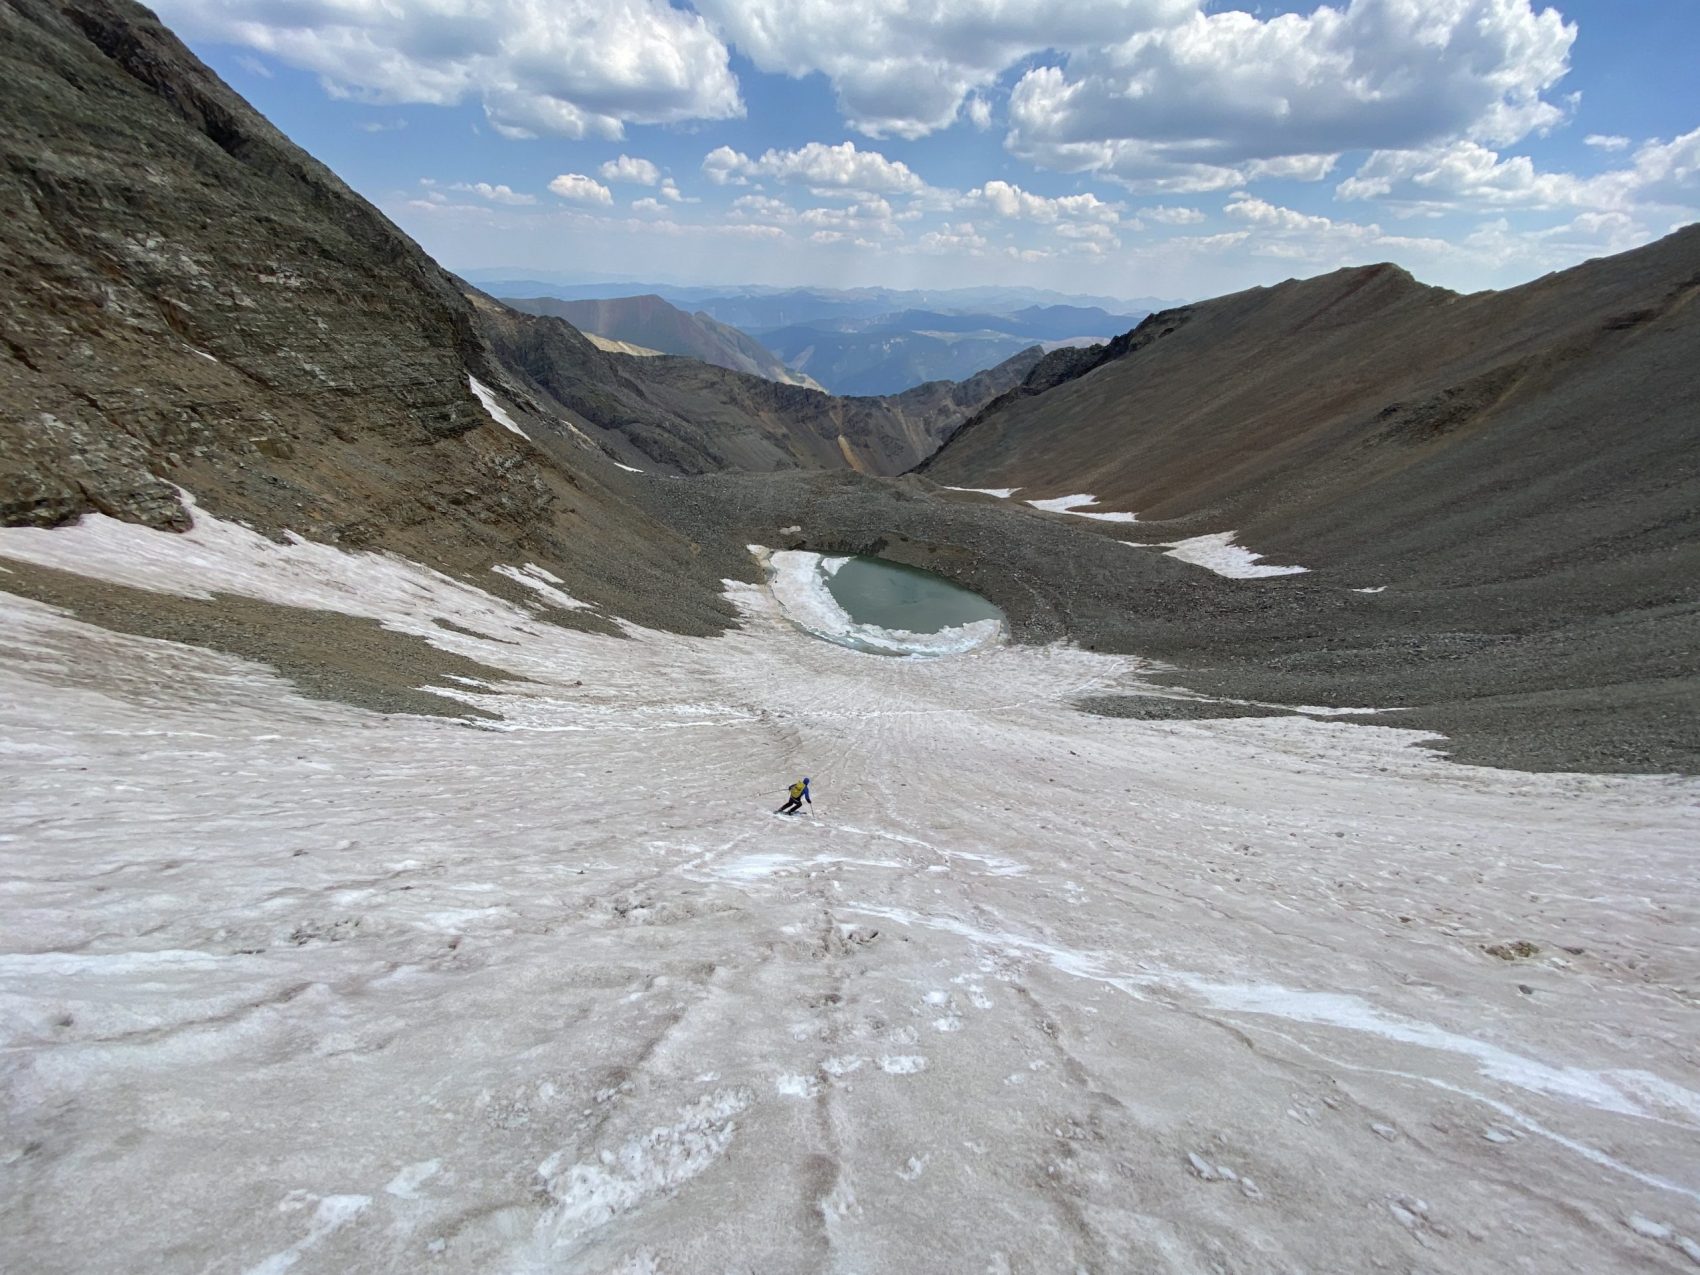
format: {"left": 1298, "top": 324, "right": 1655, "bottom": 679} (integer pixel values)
{"left": 2, "top": 506, "right": 1698, "bottom": 1273}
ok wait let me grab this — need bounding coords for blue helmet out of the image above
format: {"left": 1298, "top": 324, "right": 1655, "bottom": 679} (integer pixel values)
{"left": 803, "top": 777, "right": 810, "bottom": 783}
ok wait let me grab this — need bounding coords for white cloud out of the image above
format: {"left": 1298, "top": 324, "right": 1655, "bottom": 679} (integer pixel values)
{"left": 694, "top": 0, "right": 1192, "bottom": 139}
{"left": 631, "top": 197, "right": 667, "bottom": 214}
{"left": 659, "top": 179, "right": 687, "bottom": 202}
{"left": 730, "top": 194, "right": 902, "bottom": 238}
{"left": 1141, "top": 204, "right": 1206, "bottom": 225}
{"left": 701, "top": 141, "right": 927, "bottom": 194}
{"left": 548, "top": 173, "right": 613, "bottom": 205}
{"left": 1584, "top": 134, "right": 1631, "bottom": 152}
{"left": 599, "top": 155, "right": 661, "bottom": 186}
{"left": 1055, "top": 222, "right": 1120, "bottom": 245}
{"left": 152, "top": 0, "right": 743, "bottom": 140}
{"left": 914, "top": 221, "right": 988, "bottom": 253}
{"left": 1337, "top": 128, "right": 1700, "bottom": 216}
{"left": 450, "top": 181, "right": 536, "bottom": 205}
{"left": 730, "top": 194, "right": 794, "bottom": 219}
{"left": 971, "top": 180, "right": 1120, "bottom": 224}
{"left": 1006, "top": 1, "right": 1576, "bottom": 190}
{"left": 966, "top": 95, "right": 993, "bottom": 131}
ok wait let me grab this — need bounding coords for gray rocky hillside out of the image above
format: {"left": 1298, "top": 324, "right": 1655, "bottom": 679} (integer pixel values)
{"left": 0, "top": 0, "right": 1025, "bottom": 596}
{"left": 1, "top": 0, "right": 1694, "bottom": 774}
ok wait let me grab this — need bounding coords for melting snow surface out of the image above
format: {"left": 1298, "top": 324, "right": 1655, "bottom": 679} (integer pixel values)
{"left": 1, "top": 496, "right": 1696, "bottom": 1271}
{"left": 491, "top": 562, "right": 593, "bottom": 612}
{"left": 469, "top": 375, "right": 528, "bottom": 439}
{"left": 1025, "top": 492, "right": 1139, "bottom": 522}
{"left": 942, "top": 486, "right": 1020, "bottom": 498}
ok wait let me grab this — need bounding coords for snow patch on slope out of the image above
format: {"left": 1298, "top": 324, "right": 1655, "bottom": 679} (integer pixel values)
{"left": 469, "top": 376, "right": 527, "bottom": 439}
{"left": 1127, "top": 530, "right": 1308, "bottom": 578}
{"left": 491, "top": 563, "right": 592, "bottom": 612}
{"left": 1026, "top": 493, "right": 1139, "bottom": 522}
{"left": 942, "top": 486, "right": 1020, "bottom": 498}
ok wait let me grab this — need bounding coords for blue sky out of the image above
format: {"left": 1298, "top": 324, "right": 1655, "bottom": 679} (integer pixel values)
{"left": 154, "top": 0, "right": 1698, "bottom": 302}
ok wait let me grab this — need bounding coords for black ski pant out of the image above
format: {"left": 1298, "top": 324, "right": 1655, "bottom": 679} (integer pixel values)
{"left": 778, "top": 797, "right": 804, "bottom": 815}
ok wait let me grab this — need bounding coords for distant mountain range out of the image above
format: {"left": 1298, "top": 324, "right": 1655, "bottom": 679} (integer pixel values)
{"left": 493, "top": 284, "right": 1150, "bottom": 396}
{"left": 501, "top": 294, "right": 823, "bottom": 391}
{"left": 752, "top": 303, "right": 1147, "bottom": 396}
{"left": 459, "top": 274, "right": 1181, "bottom": 319}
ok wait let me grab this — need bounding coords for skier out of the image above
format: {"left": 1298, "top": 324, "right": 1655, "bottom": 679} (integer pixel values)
{"left": 777, "top": 777, "right": 811, "bottom": 816}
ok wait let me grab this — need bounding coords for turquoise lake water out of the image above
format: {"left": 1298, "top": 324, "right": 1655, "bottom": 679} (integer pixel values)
{"left": 822, "top": 556, "right": 1005, "bottom": 634}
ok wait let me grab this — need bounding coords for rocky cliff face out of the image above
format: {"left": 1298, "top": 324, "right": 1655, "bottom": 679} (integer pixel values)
{"left": 1, "top": 0, "right": 527, "bottom": 542}
{"left": 0, "top": 0, "right": 1022, "bottom": 620}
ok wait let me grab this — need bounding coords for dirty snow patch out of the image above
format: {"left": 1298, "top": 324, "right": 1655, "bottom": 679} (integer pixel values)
{"left": 530, "top": 1089, "right": 750, "bottom": 1257}
{"left": 878, "top": 1055, "right": 928, "bottom": 1075}
{"left": 491, "top": 563, "right": 592, "bottom": 612}
{"left": 943, "top": 486, "right": 1020, "bottom": 498}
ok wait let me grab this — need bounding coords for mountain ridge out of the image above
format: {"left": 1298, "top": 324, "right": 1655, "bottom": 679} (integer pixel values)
{"left": 500, "top": 292, "right": 825, "bottom": 390}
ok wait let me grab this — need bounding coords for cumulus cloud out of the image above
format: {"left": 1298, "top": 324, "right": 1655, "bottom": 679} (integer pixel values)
{"left": 971, "top": 180, "right": 1120, "bottom": 223}
{"left": 658, "top": 179, "right": 687, "bottom": 202}
{"left": 702, "top": 141, "right": 927, "bottom": 194}
{"left": 694, "top": 0, "right": 1192, "bottom": 139}
{"left": 548, "top": 173, "right": 613, "bottom": 205}
{"left": 631, "top": 197, "right": 667, "bottom": 214}
{"left": 1337, "top": 127, "right": 1700, "bottom": 215}
{"left": 915, "top": 221, "right": 988, "bottom": 253}
{"left": 1223, "top": 194, "right": 1455, "bottom": 263}
{"left": 729, "top": 193, "right": 901, "bottom": 238}
{"left": 1006, "top": 0, "right": 1577, "bottom": 190}
{"left": 1141, "top": 204, "right": 1206, "bottom": 224}
{"left": 1584, "top": 134, "right": 1631, "bottom": 152}
{"left": 450, "top": 181, "right": 536, "bottom": 205}
{"left": 599, "top": 155, "right": 661, "bottom": 186}
{"left": 152, "top": 0, "right": 743, "bottom": 139}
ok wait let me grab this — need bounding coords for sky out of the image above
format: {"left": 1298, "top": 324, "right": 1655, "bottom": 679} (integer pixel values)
{"left": 152, "top": 0, "right": 1700, "bottom": 303}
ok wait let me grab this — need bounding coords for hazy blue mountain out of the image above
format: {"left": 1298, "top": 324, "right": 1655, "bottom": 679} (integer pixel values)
{"left": 501, "top": 293, "right": 820, "bottom": 388}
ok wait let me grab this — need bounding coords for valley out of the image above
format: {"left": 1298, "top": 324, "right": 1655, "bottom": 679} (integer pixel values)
{"left": 1, "top": 1, "right": 1696, "bottom": 1272}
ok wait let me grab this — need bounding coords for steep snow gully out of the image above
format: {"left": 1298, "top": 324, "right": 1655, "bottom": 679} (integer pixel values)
{"left": 1, "top": 504, "right": 1697, "bottom": 1273}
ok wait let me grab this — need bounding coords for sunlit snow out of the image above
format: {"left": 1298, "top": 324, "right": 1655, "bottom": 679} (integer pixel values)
{"left": 469, "top": 375, "right": 528, "bottom": 439}
{"left": 1025, "top": 492, "right": 1139, "bottom": 522}
{"left": 1126, "top": 530, "right": 1309, "bottom": 578}
{"left": 2, "top": 501, "right": 1696, "bottom": 1271}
